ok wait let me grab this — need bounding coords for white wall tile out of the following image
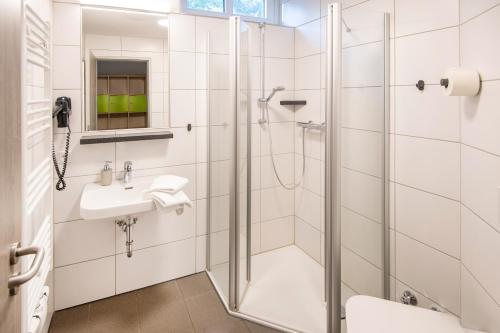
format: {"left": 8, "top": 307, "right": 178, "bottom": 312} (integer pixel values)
{"left": 396, "top": 184, "right": 460, "bottom": 258}
{"left": 395, "top": 0, "right": 459, "bottom": 36}
{"left": 295, "top": 217, "right": 321, "bottom": 262}
{"left": 169, "top": 14, "right": 196, "bottom": 52}
{"left": 170, "top": 52, "right": 196, "bottom": 89}
{"left": 53, "top": 133, "right": 115, "bottom": 177}
{"left": 121, "top": 37, "right": 164, "bottom": 52}
{"left": 53, "top": 45, "right": 81, "bottom": 90}
{"left": 462, "top": 205, "right": 500, "bottom": 304}
{"left": 53, "top": 2, "right": 81, "bottom": 46}
{"left": 461, "top": 145, "right": 500, "bottom": 231}
{"left": 462, "top": 80, "right": 500, "bottom": 155}
{"left": 341, "top": 247, "right": 383, "bottom": 298}
{"left": 265, "top": 25, "right": 295, "bottom": 58}
{"left": 341, "top": 208, "right": 382, "bottom": 268}
{"left": 116, "top": 238, "right": 195, "bottom": 293}
{"left": 54, "top": 174, "right": 99, "bottom": 223}
{"left": 261, "top": 187, "right": 294, "bottom": 221}
{"left": 342, "top": 1, "right": 390, "bottom": 47}
{"left": 395, "top": 27, "right": 459, "bottom": 85}
{"left": 54, "top": 219, "right": 115, "bottom": 267}
{"left": 342, "top": 41, "right": 384, "bottom": 88}
{"left": 261, "top": 154, "right": 295, "bottom": 188}
{"left": 265, "top": 58, "right": 295, "bottom": 90}
{"left": 295, "top": 20, "right": 321, "bottom": 58}
{"left": 395, "top": 86, "right": 459, "bottom": 141}
{"left": 282, "top": 0, "right": 321, "bottom": 27}
{"left": 116, "top": 128, "right": 196, "bottom": 170}
{"left": 196, "top": 235, "right": 207, "bottom": 272}
{"left": 341, "top": 128, "right": 383, "bottom": 177}
{"left": 461, "top": 266, "right": 500, "bottom": 332}
{"left": 260, "top": 216, "right": 294, "bottom": 251}
{"left": 170, "top": 90, "right": 196, "bottom": 127}
{"left": 54, "top": 256, "right": 115, "bottom": 310}
{"left": 261, "top": 122, "right": 295, "bottom": 156}
{"left": 461, "top": 5, "right": 500, "bottom": 81}
{"left": 295, "top": 187, "right": 322, "bottom": 230}
{"left": 460, "top": 0, "right": 500, "bottom": 23}
{"left": 341, "top": 87, "right": 384, "bottom": 132}
{"left": 396, "top": 136, "right": 460, "bottom": 200}
{"left": 84, "top": 34, "right": 122, "bottom": 50}
{"left": 294, "top": 89, "right": 321, "bottom": 123}
{"left": 341, "top": 168, "right": 383, "bottom": 223}
{"left": 396, "top": 233, "right": 460, "bottom": 315}
{"left": 195, "top": 16, "right": 228, "bottom": 54}
{"left": 295, "top": 54, "right": 320, "bottom": 90}
{"left": 116, "top": 205, "right": 195, "bottom": 253}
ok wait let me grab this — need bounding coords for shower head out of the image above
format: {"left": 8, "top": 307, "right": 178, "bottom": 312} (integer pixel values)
{"left": 265, "top": 86, "right": 286, "bottom": 102}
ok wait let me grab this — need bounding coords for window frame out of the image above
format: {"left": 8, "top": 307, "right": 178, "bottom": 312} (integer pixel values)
{"left": 182, "top": 0, "right": 280, "bottom": 24}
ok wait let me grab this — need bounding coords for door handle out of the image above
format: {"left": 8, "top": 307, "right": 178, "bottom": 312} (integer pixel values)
{"left": 8, "top": 242, "right": 45, "bottom": 295}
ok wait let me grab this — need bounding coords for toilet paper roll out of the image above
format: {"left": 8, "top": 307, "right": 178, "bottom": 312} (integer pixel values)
{"left": 441, "top": 68, "right": 480, "bottom": 96}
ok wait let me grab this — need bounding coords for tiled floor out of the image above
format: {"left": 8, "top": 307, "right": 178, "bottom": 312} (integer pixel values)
{"left": 49, "top": 272, "right": 283, "bottom": 333}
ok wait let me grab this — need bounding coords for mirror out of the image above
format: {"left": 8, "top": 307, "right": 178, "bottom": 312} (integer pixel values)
{"left": 82, "top": 7, "right": 169, "bottom": 131}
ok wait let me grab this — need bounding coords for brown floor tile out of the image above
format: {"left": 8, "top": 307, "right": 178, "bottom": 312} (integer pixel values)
{"left": 177, "top": 273, "right": 213, "bottom": 299}
{"left": 137, "top": 280, "right": 184, "bottom": 307}
{"left": 184, "top": 290, "right": 230, "bottom": 331}
{"left": 244, "top": 321, "right": 283, "bottom": 333}
{"left": 88, "top": 291, "right": 140, "bottom": 333}
{"left": 199, "top": 317, "right": 250, "bottom": 333}
{"left": 139, "top": 300, "right": 194, "bottom": 333}
{"left": 49, "top": 304, "right": 89, "bottom": 333}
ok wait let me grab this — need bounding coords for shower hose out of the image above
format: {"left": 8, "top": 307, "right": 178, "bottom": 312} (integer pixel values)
{"left": 264, "top": 102, "right": 306, "bottom": 190}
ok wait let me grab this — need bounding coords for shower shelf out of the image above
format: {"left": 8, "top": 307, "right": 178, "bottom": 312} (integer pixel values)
{"left": 280, "top": 100, "right": 307, "bottom": 106}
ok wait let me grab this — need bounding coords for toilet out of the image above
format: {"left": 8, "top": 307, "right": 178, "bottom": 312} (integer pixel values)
{"left": 346, "top": 296, "right": 485, "bottom": 333}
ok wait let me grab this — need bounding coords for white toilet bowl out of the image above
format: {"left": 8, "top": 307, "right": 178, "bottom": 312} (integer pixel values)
{"left": 346, "top": 295, "right": 485, "bottom": 333}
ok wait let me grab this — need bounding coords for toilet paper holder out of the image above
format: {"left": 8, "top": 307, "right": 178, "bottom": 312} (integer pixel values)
{"left": 440, "top": 78, "right": 449, "bottom": 88}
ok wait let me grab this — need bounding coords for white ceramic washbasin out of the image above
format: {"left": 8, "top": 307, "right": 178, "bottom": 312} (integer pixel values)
{"left": 80, "top": 179, "right": 156, "bottom": 220}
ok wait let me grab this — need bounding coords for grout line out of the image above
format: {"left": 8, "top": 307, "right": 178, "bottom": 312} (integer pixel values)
{"left": 459, "top": 2, "right": 500, "bottom": 25}
{"left": 461, "top": 264, "right": 500, "bottom": 308}
{"left": 395, "top": 229, "right": 460, "bottom": 261}
{"left": 461, "top": 202, "right": 500, "bottom": 234}
{"left": 394, "top": 24, "right": 459, "bottom": 39}
{"left": 393, "top": 181, "right": 460, "bottom": 203}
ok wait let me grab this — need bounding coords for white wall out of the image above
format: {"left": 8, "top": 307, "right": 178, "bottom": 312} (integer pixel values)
{"left": 52, "top": 5, "right": 200, "bottom": 310}
{"left": 286, "top": 1, "right": 500, "bottom": 332}
{"left": 51, "top": 5, "right": 297, "bottom": 310}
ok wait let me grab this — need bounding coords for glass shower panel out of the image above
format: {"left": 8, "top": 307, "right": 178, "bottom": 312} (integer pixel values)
{"left": 339, "top": 8, "right": 389, "bottom": 312}
{"left": 207, "top": 16, "right": 251, "bottom": 310}
{"left": 237, "top": 20, "right": 251, "bottom": 305}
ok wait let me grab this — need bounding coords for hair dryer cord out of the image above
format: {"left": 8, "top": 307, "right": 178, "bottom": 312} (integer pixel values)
{"left": 52, "top": 124, "right": 71, "bottom": 191}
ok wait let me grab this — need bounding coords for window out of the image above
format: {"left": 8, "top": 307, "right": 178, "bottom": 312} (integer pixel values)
{"left": 187, "top": 0, "right": 225, "bottom": 13}
{"left": 233, "top": 0, "right": 265, "bottom": 18}
{"left": 184, "top": 0, "right": 277, "bottom": 23}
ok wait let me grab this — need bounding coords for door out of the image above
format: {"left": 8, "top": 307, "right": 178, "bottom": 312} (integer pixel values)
{"left": 0, "top": 1, "right": 23, "bottom": 332}
{"left": 325, "top": 3, "right": 391, "bottom": 332}
{"left": 2, "top": 1, "right": 54, "bottom": 332}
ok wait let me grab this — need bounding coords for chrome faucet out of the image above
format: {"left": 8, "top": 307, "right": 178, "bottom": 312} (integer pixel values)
{"left": 123, "top": 161, "right": 133, "bottom": 184}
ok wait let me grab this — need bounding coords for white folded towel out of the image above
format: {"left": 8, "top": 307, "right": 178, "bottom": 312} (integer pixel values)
{"left": 144, "top": 175, "right": 189, "bottom": 194}
{"left": 150, "top": 190, "right": 192, "bottom": 211}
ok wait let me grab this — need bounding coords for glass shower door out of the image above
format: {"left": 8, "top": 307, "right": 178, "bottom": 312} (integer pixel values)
{"left": 207, "top": 16, "right": 251, "bottom": 311}
{"left": 325, "top": 3, "right": 390, "bottom": 333}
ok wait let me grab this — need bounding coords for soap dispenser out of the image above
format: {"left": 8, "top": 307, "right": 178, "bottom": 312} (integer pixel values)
{"left": 101, "top": 161, "right": 113, "bottom": 186}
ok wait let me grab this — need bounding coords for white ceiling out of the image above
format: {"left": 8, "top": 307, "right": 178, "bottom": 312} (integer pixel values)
{"left": 82, "top": 7, "right": 169, "bottom": 39}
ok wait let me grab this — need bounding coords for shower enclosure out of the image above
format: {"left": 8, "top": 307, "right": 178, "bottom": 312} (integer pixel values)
{"left": 206, "top": 4, "right": 391, "bottom": 333}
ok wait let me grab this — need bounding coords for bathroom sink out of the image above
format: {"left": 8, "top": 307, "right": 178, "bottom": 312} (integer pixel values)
{"left": 80, "top": 179, "right": 156, "bottom": 220}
